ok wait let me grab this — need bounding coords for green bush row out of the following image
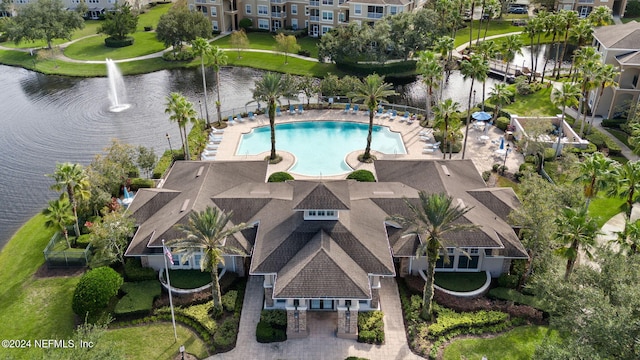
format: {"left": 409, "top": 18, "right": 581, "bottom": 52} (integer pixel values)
{"left": 256, "top": 320, "right": 287, "bottom": 343}
{"left": 346, "top": 169, "right": 376, "bottom": 182}
{"left": 268, "top": 171, "right": 294, "bottom": 182}
{"left": 487, "top": 287, "right": 547, "bottom": 311}
{"left": 124, "top": 258, "right": 157, "bottom": 282}
{"left": 114, "top": 281, "right": 161, "bottom": 317}
{"left": 153, "top": 150, "right": 184, "bottom": 179}
{"left": 221, "top": 290, "right": 237, "bottom": 313}
{"left": 495, "top": 117, "right": 510, "bottom": 131}
{"left": 162, "top": 49, "right": 195, "bottom": 62}
{"left": 130, "top": 178, "right": 155, "bottom": 190}
{"left": 427, "top": 304, "right": 509, "bottom": 339}
{"left": 357, "top": 311, "right": 385, "bottom": 344}
{"left": 260, "top": 309, "right": 288, "bottom": 327}
{"left": 601, "top": 118, "right": 626, "bottom": 129}
{"left": 105, "top": 36, "right": 134, "bottom": 48}
{"left": 155, "top": 301, "right": 218, "bottom": 334}
{"left": 585, "top": 130, "right": 622, "bottom": 155}
{"left": 213, "top": 316, "right": 239, "bottom": 349}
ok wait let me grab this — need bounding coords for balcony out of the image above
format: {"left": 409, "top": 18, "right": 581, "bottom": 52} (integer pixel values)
{"left": 578, "top": 0, "right": 594, "bottom": 3}
{"left": 309, "top": 0, "right": 319, "bottom": 6}
{"left": 367, "top": 12, "right": 383, "bottom": 19}
{"left": 271, "top": 11, "right": 286, "bottom": 17}
{"left": 309, "top": 15, "right": 319, "bottom": 21}
{"left": 271, "top": 0, "right": 285, "bottom": 3}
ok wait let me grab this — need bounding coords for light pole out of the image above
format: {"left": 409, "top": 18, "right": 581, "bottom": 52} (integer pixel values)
{"left": 198, "top": 100, "right": 203, "bottom": 121}
{"left": 166, "top": 133, "right": 174, "bottom": 161}
{"left": 473, "top": 90, "right": 476, "bottom": 108}
{"left": 502, "top": 143, "right": 510, "bottom": 174}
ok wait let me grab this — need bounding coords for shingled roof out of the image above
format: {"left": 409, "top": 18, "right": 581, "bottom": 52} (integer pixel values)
{"left": 292, "top": 181, "right": 351, "bottom": 210}
{"left": 593, "top": 21, "right": 640, "bottom": 49}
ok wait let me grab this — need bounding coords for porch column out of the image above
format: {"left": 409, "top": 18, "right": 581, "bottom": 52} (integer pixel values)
{"left": 337, "top": 306, "right": 358, "bottom": 339}
{"left": 264, "top": 286, "right": 274, "bottom": 307}
{"left": 399, "top": 258, "right": 410, "bottom": 277}
{"left": 286, "top": 306, "right": 308, "bottom": 338}
{"left": 370, "top": 288, "right": 380, "bottom": 309}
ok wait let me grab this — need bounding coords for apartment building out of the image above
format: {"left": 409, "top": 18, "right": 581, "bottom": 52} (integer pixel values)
{"left": 1, "top": 0, "right": 151, "bottom": 19}
{"left": 555, "top": 0, "right": 628, "bottom": 17}
{"left": 189, "top": 0, "right": 415, "bottom": 35}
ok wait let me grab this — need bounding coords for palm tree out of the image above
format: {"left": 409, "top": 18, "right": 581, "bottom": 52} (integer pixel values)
{"left": 168, "top": 207, "right": 251, "bottom": 309}
{"left": 387, "top": 192, "right": 478, "bottom": 320}
{"left": 524, "top": 17, "right": 544, "bottom": 82}
{"left": 588, "top": 5, "right": 613, "bottom": 27}
{"left": 554, "top": 206, "right": 599, "bottom": 280}
{"left": 251, "top": 72, "right": 298, "bottom": 161}
{"left": 488, "top": 83, "right": 513, "bottom": 121}
{"left": 165, "top": 92, "right": 198, "bottom": 161}
{"left": 42, "top": 198, "right": 75, "bottom": 248}
{"left": 210, "top": 46, "right": 228, "bottom": 127}
{"left": 500, "top": 35, "right": 523, "bottom": 83}
{"left": 568, "top": 20, "right": 594, "bottom": 79}
{"left": 48, "top": 162, "right": 90, "bottom": 239}
{"left": 347, "top": 74, "right": 397, "bottom": 162}
{"left": 460, "top": 54, "right": 489, "bottom": 159}
{"left": 557, "top": 10, "right": 579, "bottom": 80}
{"left": 191, "top": 37, "right": 213, "bottom": 128}
{"left": 589, "top": 64, "right": 619, "bottom": 129}
{"left": 551, "top": 82, "right": 581, "bottom": 156}
{"left": 543, "top": 12, "right": 564, "bottom": 82}
{"left": 574, "top": 152, "right": 616, "bottom": 210}
{"left": 477, "top": 40, "right": 498, "bottom": 110}
{"left": 551, "top": 11, "right": 568, "bottom": 78}
{"left": 417, "top": 51, "right": 443, "bottom": 124}
{"left": 608, "top": 160, "right": 640, "bottom": 220}
{"left": 614, "top": 218, "right": 640, "bottom": 255}
{"left": 433, "top": 99, "right": 461, "bottom": 159}
{"left": 434, "top": 36, "right": 454, "bottom": 86}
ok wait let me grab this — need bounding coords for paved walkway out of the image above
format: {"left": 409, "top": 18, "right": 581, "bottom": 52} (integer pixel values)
{"left": 206, "top": 276, "right": 424, "bottom": 360}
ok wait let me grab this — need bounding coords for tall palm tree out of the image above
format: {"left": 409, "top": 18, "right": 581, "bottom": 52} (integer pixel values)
{"left": 433, "top": 99, "right": 461, "bottom": 159}
{"left": 481, "top": 0, "right": 499, "bottom": 41}
{"left": 168, "top": 207, "right": 250, "bottom": 309}
{"left": 500, "top": 34, "right": 523, "bottom": 83}
{"left": 191, "top": 37, "right": 213, "bottom": 128}
{"left": 614, "top": 218, "right": 640, "bottom": 255}
{"left": 574, "top": 152, "right": 616, "bottom": 210}
{"left": 568, "top": 20, "right": 594, "bottom": 79}
{"left": 48, "top": 162, "right": 90, "bottom": 239}
{"left": 434, "top": 36, "right": 455, "bottom": 88}
{"left": 251, "top": 72, "right": 298, "bottom": 161}
{"left": 524, "top": 17, "right": 544, "bottom": 82}
{"left": 347, "top": 74, "right": 397, "bottom": 162}
{"left": 551, "top": 82, "right": 581, "bottom": 156}
{"left": 588, "top": 5, "right": 613, "bottom": 27}
{"left": 557, "top": 9, "right": 580, "bottom": 80}
{"left": 477, "top": 40, "right": 498, "bottom": 110}
{"left": 554, "top": 206, "right": 599, "bottom": 280}
{"left": 417, "top": 51, "right": 443, "bottom": 124}
{"left": 551, "top": 11, "right": 568, "bottom": 78}
{"left": 608, "top": 160, "right": 640, "bottom": 220}
{"left": 589, "top": 64, "right": 619, "bottom": 129}
{"left": 210, "top": 46, "right": 228, "bottom": 127}
{"left": 488, "top": 83, "right": 513, "bottom": 121}
{"left": 543, "top": 12, "right": 564, "bottom": 82}
{"left": 460, "top": 54, "right": 489, "bottom": 159}
{"left": 42, "top": 198, "right": 75, "bottom": 249}
{"left": 387, "top": 192, "right": 478, "bottom": 320}
{"left": 165, "top": 92, "right": 198, "bottom": 161}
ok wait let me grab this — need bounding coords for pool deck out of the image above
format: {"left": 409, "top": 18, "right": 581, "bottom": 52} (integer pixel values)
{"left": 209, "top": 109, "right": 524, "bottom": 179}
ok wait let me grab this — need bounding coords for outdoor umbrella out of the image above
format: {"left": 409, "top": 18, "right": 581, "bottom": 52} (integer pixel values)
{"left": 472, "top": 111, "right": 492, "bottom": 121}
{"left": 499, "top": 137, "right": 505, "bottom": 150}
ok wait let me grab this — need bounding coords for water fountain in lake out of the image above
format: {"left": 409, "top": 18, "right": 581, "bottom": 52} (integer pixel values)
{"left": 106, "top": 59, "right": 130, "bottom": 112}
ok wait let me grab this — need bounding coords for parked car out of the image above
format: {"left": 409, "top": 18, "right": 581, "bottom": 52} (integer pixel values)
{"left": 508, "top": 7, "right": 528, "bottom": 14}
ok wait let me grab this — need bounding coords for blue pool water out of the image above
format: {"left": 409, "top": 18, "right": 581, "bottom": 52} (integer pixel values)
{"left": 236, "top": 121, "right": 406, "bottom": 176}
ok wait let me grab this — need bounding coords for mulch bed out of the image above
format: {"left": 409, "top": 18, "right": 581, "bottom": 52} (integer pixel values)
{"left": 33, "top": 264, "right": 86, "bottom": 278}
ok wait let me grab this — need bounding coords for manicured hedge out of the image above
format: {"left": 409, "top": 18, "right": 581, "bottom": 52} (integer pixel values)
{"left": 260, "top": 309, "right": 287, "bottom": 327}
{"left": 256, "top": 309, "right": 287, "bottom": 343}
{"left": 213, "top": 316, "right": 239, "bottom": 349}
{"left": 427, "top": 305, "right": 508, "bottom": 339}
{"left": 357, "top": 311, "right": 385, "bottom": 344}
{"left": 487, "top": 287, "right": 547, "bottom": 311}
{"left": 336, "top": 60, "right": 417, "bottom": 77}
{"left": 114, "top": 280, "right": 161, "bottom": 317}
{"left": 124, "top": 258, "right": 157, "bottom": 281}
{"left": 221, "top": 290, "right": 238, "bottom": 312}
{"left": 601, "top": 118, "right": 626, "bottom": 129}
{"left": 268, "top": 171, "right": 294, "bottom": 182}
{"left": 130, "top": 177, "right": 155, "bottom": 190}
{"left": 346, "top": 169, "right": 376, "bottom": 182}
{"left": 105, "top": 36, "right": 134, "bottom": 48}
{"left": 496, "top": 117, "right": 510, "bottom": 131}
{"left": 72, "top": 266, "right": 123, "bottom": 318}
{"left": 162, "top": 49, "right": 195, "bottom": 62}
{"left": 156, "top": 301, "right": 218, "bottom": 335}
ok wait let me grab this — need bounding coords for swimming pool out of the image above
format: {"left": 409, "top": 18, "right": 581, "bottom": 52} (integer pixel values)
{"left": 236, "top": 121, "right": 406, "bottom": 176}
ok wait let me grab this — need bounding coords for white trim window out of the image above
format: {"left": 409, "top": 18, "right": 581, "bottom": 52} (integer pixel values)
{"left": 321, "top": 10, "right": 333, "bottom": 21}
{"left": 258, "top": 5, "right": 268, "bottom": 15}
{"left": 354, "top": 4, "right": 362, "bottom": 15}
{"left": 321, "top": 26, "right": 331, "bottom": 35}
{"left": 212, "top": 20, "right": 218, "bottom": 31}
{"left": 210, "top": 6, "right": 217, "bottom": 16}
{"left": 389, "top": 6, "right": 397, "bottom": 15}
{"left": 245, "top": 4, "right": 251, "bottom": 14}
{"left": 258, "top": 18, "right": 269, "bottom": 29}
{"left": 291, "top": 4, "right": 297, "bottom": 14}
{"left": 322, "top": 0, "right": 333, "bottom": 4}
{"left": 292, "top": 18, "right": 298, "bottom": 30}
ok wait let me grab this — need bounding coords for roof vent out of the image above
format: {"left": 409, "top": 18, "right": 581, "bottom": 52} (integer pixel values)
{"left": 196, "top": 166, "right": 204, "bottom": 177}
{"left": 180, "top": 199, "right": 190, "bottom": 212}
{"left": 441, "top": 165, "right": 450, "bottom": 176}
{"left": 457, "top": 198, "right": 465, "bottom": 208}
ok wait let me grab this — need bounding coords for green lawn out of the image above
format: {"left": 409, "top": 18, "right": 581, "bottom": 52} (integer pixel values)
{"left": 502, "top": 87, "right": 558, "bottom": 117}
{"left": 226, "top": 50, "right": 337, "bottom": 77}
{"left": 454, "top": 20, "right": 523, "bottom": 46}
{"left": 136, "top": 3, "right": 173, "bottom": 31}
{"left": 434, "top": 272, "right": 487, "bottom": 292}
{"left": 98, "top": 323, "right": 209, "bottom": 359}
{"left": 64, "top": 32, "right": 166, "bottom": 60}
{"left": 496, "top": 174, "right": 520, "bottom": 194}
{"left": 168, "top": 269, "right": 212, "bottom": 289}
{"left": 212, "top": 32, "right": 320, "bottom": 59}
{"left": 589, "top": 196, "right": 626, "bottom": 228}
{"left": 443, "top": 325, "right": 557, "bottom": 360}
{"left": 621, "top": 16, "right": 640, "bottom": 24}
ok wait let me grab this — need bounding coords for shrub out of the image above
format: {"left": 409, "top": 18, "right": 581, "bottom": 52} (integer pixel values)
{"left": 114, "top": 281, "right": 161, "bottom": 317}
{"left": 129, "top": 178, "right": 154, "bottom": 190}
{"left": 601, "top": 118, "right": 626, "bottom": 128}
{"left": 72, "top": 267, "right": 123, "bottom": 318}
{"left": 519, "top": 163, "right": 535, "bottom": 172}
{"left": 569, "top": 142, "right": 597, "bottom": 155}
{"left": 626, "top": 0, "right": 640, "bottom": 17}
{"left": 427, "top": 305, "right": 509, "bottom": 339}
{"left": 213, "top": 317, "right": 239, "bottom": 348}
{"left": 162, "top": 50, "right": 195, "bottom": 62}
{"left": 357, "top": 311, "right": 385, "bottom": 344}
{"left": 297, "top": 49, "right": 311, "bottom": 57}
{"left": 156, "top": 301, "right": 217, "bottom": 334}
{"left": 221, "top": 290, "right": 238, "bottom": 312}
{"left": 346, "top": 169, "right": 376, "bottom": 182}
{"left": 488, "top": 287, "right": 547, "bottom": 311}
{"left": 256, "top": 321, "right": 286, "bottom": 343}
{"left": 260, "top": 309, "right": 287, "bottom": 327}
{"left": 524, "top": 154, "right": 536, "bottom": 163}
{"left": 123, "top": 258, "right": 156, "bottom": 281}
{"left": 495, "top": 117, "right": 510, "bottom": 131}
{"left": 497, "top": 273, "right": 519, "bottom": 289}
{"left": 104, "top": 36, "right": 134, "bottom": 48}
{"left": 239, "top": 18, "right": 252, "bottom": 30}
{"left": 514, "top": 76, "right": 532, "bottom": 95}
{"left": 75, "top": 234, "right": 92, "bottom": 248}
{"left": 336, "top": 60, "right": 417, "bottom": 76}
{"left": 482, "top": 170, "right": 491, "bottom": 181}
{"left": 585, "top": 131, "right": 609, "bottom": 149}
{"left": 492, "top": 163, "right": 501, "bottom": 172}
{"left": 543, "top": 147, "right": 556, "bottom": 161}
{"left": 268, "top": 171, "right": 294, "bottom": 182}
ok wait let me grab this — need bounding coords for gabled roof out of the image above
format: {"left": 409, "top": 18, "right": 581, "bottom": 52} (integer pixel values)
{"left": 617, "top": 51, "right": 640, "bottom": 66}
{"left": 593, "top": 21, "right": 640, "bottom": 49}
{"left": 274, "top": 230, "right": 371, "bottom": 299}
{"left": 292, "top": 181, "right": 351, "bottom": 210}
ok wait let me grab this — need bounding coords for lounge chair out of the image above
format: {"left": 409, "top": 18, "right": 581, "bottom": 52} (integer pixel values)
{"left": 351, "top": 104, "right": 359, "bottom": 114}
{"left": 407, "top": 116, "right": 415, "bottom": 125}
{"left": 203, "top": 149, "right": 217, "bottom": 156}
{"left": 422, "top": 147, "right": 436, "bottom": 154}
{"left": 227, "top": 116, "right": 236, "bottom": 125}
{"left": 389, "top": 109, "right": 397, "bottom": 120}
{"left": 201, "top": 153, "right": 216, "bottom": 161}
{"left": 236, "top": 114, "right": 245, "bottom": 123}
{"left": 248, "top": 111, "right": 257, "bottom": 120}
{"left": 381, "top": 109, "right": 390, "bottom": 119}
{"left": 400, "top": 111, "right": 409, "bottom": 123}
{"left": 375, "top": 108, "right": 383, "bottom": 117}
{"left": 206, "top": 144, "right": 220, "bottom": 151}
{"left": 289, "top": 105, "right": 296, "bottom": 115}
{"left": 419, "top": 129, "right": 433, "bottom": 137}
{"left": 298, "top": 104, "right": 304, "bottom": 114}
{"left": 431, "top": 141, "right": 441, "bottom": 149}
{"left": 210, "top": 127, "right": 225, "bottom": 134}
{"left": 208, "top": 137, "right": 223, "bottom": 144}
{"left": 276, "top": 106, "right": 282, "bottom": 116}
{"left": 419, "top": 135, "right": 432, "bottom": 142}
{"left": 344, "top": 104, "right": 351, "bottom": 113}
